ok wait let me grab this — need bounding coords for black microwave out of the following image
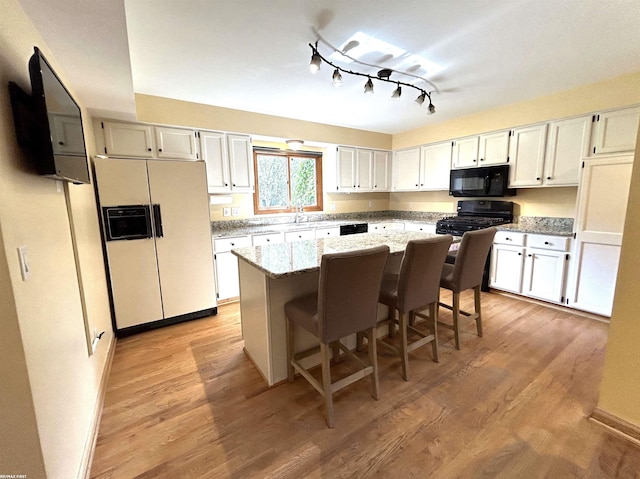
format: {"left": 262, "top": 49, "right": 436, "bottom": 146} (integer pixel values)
{"left": 449, "top": 165, "right": 516, "bottom": 197}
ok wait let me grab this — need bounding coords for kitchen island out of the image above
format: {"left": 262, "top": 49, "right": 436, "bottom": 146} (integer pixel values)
{"left": 232, "top": 231, "right": 458, "bottom": 386}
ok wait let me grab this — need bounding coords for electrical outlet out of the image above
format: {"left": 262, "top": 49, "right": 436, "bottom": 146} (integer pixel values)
{"left": 223, "top": 207, "right": 230, "bottom": 217}
{"left": 330, "top": 203, "right": 336, "bottom": 211}
{"left": 368, "top": 200, "right": 373, "bottom": 207}
{"left": 231, "top": 207, "right": 240, "bottom": 216}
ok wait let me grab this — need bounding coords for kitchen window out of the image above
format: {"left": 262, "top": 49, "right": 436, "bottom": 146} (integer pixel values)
{"left": 252, "top": 149, "right": 323, "bottom": 215}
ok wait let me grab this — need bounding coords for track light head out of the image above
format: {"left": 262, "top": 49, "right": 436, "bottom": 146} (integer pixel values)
{"left": 309, "top": 50, "right": 322, "bottom": 73}
{"left": 415, "top": 92, "right": 426, "bottom": 105}
{"left": 377, "top": 68, "right": 393, "bottom": 80}
{"left": 364, "top": 77, "right": 374, "bottom": 94}
{"left": 332, "top": 69, "right": 343, "bottom": 87}
{"left": 391, "top": 84, "right": 402, "bottom": 99}
{"left": 427, "top": 102, "right": 436, "bottom": 115}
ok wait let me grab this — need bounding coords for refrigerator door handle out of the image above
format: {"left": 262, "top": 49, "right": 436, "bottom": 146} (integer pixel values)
{"left": 152, "top": 204, "right": 164, "bottom": 238}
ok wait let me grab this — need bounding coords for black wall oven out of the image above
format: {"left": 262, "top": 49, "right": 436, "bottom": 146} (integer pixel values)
{"left": 103, "top": 205, "right": 153, "bottom": 241}
{"left": 449, "top": 165, "right": 515, "bottom": 197}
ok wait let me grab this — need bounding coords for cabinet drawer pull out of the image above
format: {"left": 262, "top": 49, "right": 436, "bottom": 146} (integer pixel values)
{"left": 547, "top": 176, "right": 551, "bottom": 180}
{"left": 544, "top": 241, "right": 550, "bottom": 245}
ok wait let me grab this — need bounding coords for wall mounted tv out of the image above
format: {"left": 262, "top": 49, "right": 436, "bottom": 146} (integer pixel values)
{"left": 8, "top": 47, "right": 90, "bottom": 184}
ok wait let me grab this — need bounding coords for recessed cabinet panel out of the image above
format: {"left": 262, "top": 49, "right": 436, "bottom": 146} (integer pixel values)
{"left": 227, "top": 134, "right": 253, "bottom": 192}
{"left": 200, "top": 131, "right": 230, "bottom": 192}
{"left": 508, "top": 124, "right": 547, "bottom": 187}
{"left": 592, "top": 107, "right": 640, "bottom": 155}
{"left": 522, "top": 248, "right": 567, "bottom": 303}
{"left": 103, "top": 121, "right": 154, "bottom": 158}
{"left": 356, "top": 149, "right": 373, "bottom": 190}
{"left": 420, "top": 142, "right": 451, "bottom": 190}
{"left": 392, "top": 147, "right": 421, "bottom": 190}
{"left": 478, "top": 130, "right": 510, "bottom": 165}
{"left": 372, "top": 150, "right": 389, "bottom": 191}
{"left": 336, "top": 146, "right": 356, "bottom": 191}
{"left": 452, "top": 136, "right": 479, "bottom": 168}
{"left": 544, "top": 116, "right": 591, "bottom": 186}
{"left": 490, "top": 245, "right": 525, "bottom": 293}
{"left": 155, "top": 127, "right": 198, "bottom": 160}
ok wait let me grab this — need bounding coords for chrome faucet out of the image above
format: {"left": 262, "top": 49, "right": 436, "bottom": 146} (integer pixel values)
{"left": 294, "top": 202, "right": 305, "bottom": 223}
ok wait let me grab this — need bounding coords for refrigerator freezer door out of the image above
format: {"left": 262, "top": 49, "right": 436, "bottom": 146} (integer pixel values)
{"left": 147, "top": 160, "right": 216, "bottom": 318}
{"left": 94, "top": 158, "right": 164, "bottom": 328}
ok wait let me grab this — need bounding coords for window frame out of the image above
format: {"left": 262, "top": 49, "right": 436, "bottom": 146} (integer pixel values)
{"left": 252, "top": 148, "right": 323, "bottom": 215}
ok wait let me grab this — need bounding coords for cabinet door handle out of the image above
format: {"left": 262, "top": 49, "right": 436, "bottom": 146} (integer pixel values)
{"left": 266, "top": 239, "right": 270, "bottom": 242}
{"left": 527, "top": 254, "right": 532, "bottom": 257}
{"left": 147, "top": 148, "right": 152, "bottom": 151}
{"left": 225, "top": 183, "right": 229, "bottom": 186}
{"left": 547, "top": 177, "right": 551, "bottom": 180}
{"left": 544, "top": 241, "right": 550, "bottom": 245}
{"left": 536, "top": 177, "right": 541, "bottom": 180}
{"left": 473, "top": 159, "right": 477, "bottom": 162}
{"left": 158, "top": 148, "right": 163, "bottom": 152}
{"left": 480, "top": 158, "right": 484, "bottom": 162}
{"left": 233, "top": 184, "right": 236, "bottom": 187}
{"left": 518, "top": 252, "right": 522, "bottom": 256}
{"left": 505, "top": 237, "right": 511, "bottom": 241}
{"left": 230, "top": 242, "right": 235, "bottom": 246}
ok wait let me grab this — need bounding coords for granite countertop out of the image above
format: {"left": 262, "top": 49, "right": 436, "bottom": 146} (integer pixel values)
{"left": 212, "top": 213, "right": 574, "bottom": 239}
{"left": 232, "top": 230, "right": 459, "bottom": 279}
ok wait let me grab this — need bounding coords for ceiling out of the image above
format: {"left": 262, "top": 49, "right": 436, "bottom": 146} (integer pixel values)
{"left": 18, "top": 0, "right": 640, "bottom": 135}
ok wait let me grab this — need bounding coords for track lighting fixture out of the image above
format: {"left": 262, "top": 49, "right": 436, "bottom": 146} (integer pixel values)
{"left": 364, "top": 77, "right": 374, "bottom": 93}
{"left": 308, "top": 42, "right": 436, "bottom": 115}
{"left": 391, "top": 84, "right": 402, "bottom": 99}
{"left": 332, "top": 69, "right": 343, "bottom": 87}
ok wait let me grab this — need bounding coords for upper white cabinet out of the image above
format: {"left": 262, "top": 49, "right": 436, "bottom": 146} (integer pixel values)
{"left": 508, "top": 123, "right": 548, "bottom": 187}
{"left": 420, "top": 142, "right": 452, "bottom": 190}
{"left": 478, "top": 130, "right": 511, "bottom": 166}
{"left": 154, "top": 126, "right": 199, "bottom": 160}
{"left": 590, "top": 106, "right": 640, "bottom": 155}
{"left": 452, "top": 130, "right": 510, "bottom": 169}
{"left": 102, "top": 121, "right": 155, "bottom": 158}
{"left": 372, "top": 150, "right": 390, "bottom": 191}
{"left": 543, "top": 115, "right": 592, "bottom": 186}
{"left": 392, "top": 147, "right": 421, "bottom": 191}
{"left": 451, "top": 136, "right": 479, "bottom": 168}
{"left": 201, "top": 131, "right": 253, "bottom": 194}
{"left": 336, "top": 146, "right": 389, "bottom": 192}
{"left": 101, "top": 121, "right": 198, "bottom": 160}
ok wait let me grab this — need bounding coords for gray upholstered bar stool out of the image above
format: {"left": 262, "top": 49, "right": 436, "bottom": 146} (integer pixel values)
{"left": 377, "top": 235, "right": 453, "bottom": 381}
{"left": 285, "top": 245, "right": 389, "bottom": 428}
{"left": 438, "top": 227, "right": 497, "bottom": 350}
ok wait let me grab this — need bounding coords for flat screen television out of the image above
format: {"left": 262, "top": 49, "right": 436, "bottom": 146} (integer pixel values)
{"left": 8, "top": 46, "right": 90, "bottom": 184}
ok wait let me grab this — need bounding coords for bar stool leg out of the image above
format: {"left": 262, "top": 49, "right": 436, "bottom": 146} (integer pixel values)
{"left": 453, "top": 292, "right": 461, "bottom": 350}
{"left": 320, "top": 343, "right": 334, "bottom": 428}
{"left": 368, "top": 327, "right": 379, "bottom": 400}
{"left": 399, "top": 311, "right": 409, "bottom": 381}
{"left": 430, "top": 302, "right": 439, "bottom": 363}
{"left": 286, "top": 317, "right": 295, "bottom": 382}
{"left": 474, "top": 285, "right": 483, "bottom": 337}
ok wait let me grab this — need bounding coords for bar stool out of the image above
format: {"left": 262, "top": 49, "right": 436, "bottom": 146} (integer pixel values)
{"left": 284, "top": 245, "right": 389, "bottom": 428}
{"left": 438, "top": 227, "right": 497, "bottom": 349}
{"left": 377, "top": 235, "right": 453, "bottom": 381}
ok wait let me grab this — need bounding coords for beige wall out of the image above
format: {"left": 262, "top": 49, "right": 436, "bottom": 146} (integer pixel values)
{"left": 597, "top": 124, "right": 640, "bottom": 425}
{"left": 0, "top": 0, "right": 113, "bottom": 477}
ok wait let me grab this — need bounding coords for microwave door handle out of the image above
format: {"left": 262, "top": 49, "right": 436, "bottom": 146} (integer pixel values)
{"left": 485, "top": 174, "right": 491, "bottom": 194}
{"left": 152, "top": 204, "right": 164, "bottom": 238}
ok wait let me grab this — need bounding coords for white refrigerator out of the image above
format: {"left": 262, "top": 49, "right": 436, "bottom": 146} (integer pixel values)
{"left": 94, "top": 157, "right": 216, "bottom": 334}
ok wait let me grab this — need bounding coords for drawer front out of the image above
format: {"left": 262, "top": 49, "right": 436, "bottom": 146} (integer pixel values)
{"left": 404, "top": 222, "right": 436, "bottom": 234}
{"left": 213, "top": 235, "right": 252, "bottom": 252}
{"left": 252, "top": 232, "right": 284, "bottom": 246}
{"left": 526, "top": 234, "right": 570, "bottom": 251}
{"left": 315, "top": 227, "right": 340, "bottom": 238}
{"left": 494, "top": 231, "right": 526, "bottom": 246}
{"left": 285, "top": 229, "right": 315, "bottom": 242}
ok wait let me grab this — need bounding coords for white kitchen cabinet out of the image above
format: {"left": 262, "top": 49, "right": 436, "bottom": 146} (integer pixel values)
{"left": 491, "top": 231, "right": 570, "bottom": 304}
{"left": 315, "top": 226, "right": 341, "bottom": 238}
{"left": 392, "top": 147, "right": 421, "bottom": 191}
{"left": 336, "top": 146, "right": 356, "bottom": 192}
{"left": 508, "top": 124, "right": 548, "bottom": 187}
{"left": 213, "top": 235, "right": 252, "bottom": 301}
{"left": 252, "top": 232, "right": 284, "bottom": 246}
{"left": 285, "top": 229, "right": 316, "bottom": 242}
{"left": 452, "top": 131, "right": 509, "bottom": 168}
{"left": 567, "top": 155, "right": 633, "bottom": 316}
{"left": 155, "top": 126, "right": 199, "bottom": 160}
{"left": 452, "top": 136, "right": 479, "bottom": 168}
{"left": 543, "top": 115, "right": 591, "bottom": 186}
{"left": 490, "top": 232, "right": 526, "bottom": 293}
{"left": 369, "top": 222, "right": 405, "bottom": 233}
{"left": 101, "top": 121, "right": 155, "bottom": 158}
{"left": 201, "top": 132, "right": 253, "bottom": 193}
{"left": 521, "top": 236, "right": 570, "bottom": 303}
{"left": 372, "top": 150, "right": 390, "bottom": 191}
{"left": 590, "top": 106, "right": 640, "bottom": 155}
{"left": 404, "top": 222, "right": 436, "bottom": 234}
{"left": 101, "top": 121, "right": 199, "bottom": 160}
{"left": 420, "top": 142, "right": 452, "bottom": 190}
{"left": 478, "top": 130, "right": 511, "bottom": 166}
{"left": 336, "top": 147, "right": 388, "bottom": 192}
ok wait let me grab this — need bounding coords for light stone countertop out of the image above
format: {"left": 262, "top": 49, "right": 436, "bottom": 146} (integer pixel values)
{"left": 232, "top": 230, "right": 460, "bottom": 279}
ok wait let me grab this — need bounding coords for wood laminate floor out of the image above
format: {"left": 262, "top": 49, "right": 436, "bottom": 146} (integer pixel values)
{"left": 90, "top": 291, "right": 640, "bottom": 478}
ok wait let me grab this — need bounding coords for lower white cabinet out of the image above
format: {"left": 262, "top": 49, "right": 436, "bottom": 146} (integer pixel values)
{"left": 284, "top": 229, "right": 316, "bottom": 242}
{"left": 403, "top": 222, "right": 436, "bottom": 234}
{"left": 213, "top": 235, "right": 252, "bottom": 301}
{"left": 315, "top": 226, "right": 340, "bottom": 238}
{"left": 490, "top": 231, "right": 570, "bottom": 304}
{"left": 369, "top": 222, "right": 405, "bottom": 233}
{"left": 252, "top": 232, "right": 284, "bottom": 246}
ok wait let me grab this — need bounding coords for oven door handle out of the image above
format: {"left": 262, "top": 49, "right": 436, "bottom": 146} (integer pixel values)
{"left": 152, "top": 204, "right": 164, "bottom": 238}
